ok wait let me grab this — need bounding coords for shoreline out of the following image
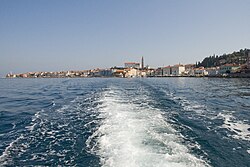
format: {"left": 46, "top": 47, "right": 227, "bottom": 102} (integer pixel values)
{"left": 4, "top": 75, "right": 250, "bottom": 79}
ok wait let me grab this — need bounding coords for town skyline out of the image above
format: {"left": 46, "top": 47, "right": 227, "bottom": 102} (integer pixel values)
{"left": 1, "top": 0, "right": 250, "bottom": 77}
{"left": 6, "top": 49, "right": 250, "bottom": 78}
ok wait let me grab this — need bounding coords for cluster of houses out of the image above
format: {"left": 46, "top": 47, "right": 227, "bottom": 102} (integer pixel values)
{"left": 112, "top": 53, "right": 250, "bottom": 77}
{"left": 6, "top": 54, "right": 250, "bottom": 78}
{"left": 112, "top": 63, "right": 249, "bottom": 78}
{"left": 154, "top": 63, "right": 244, "bottom": 77}
{"left": 111, "top": 53, "right": 250, "bottom": 78}
{"left": 5, "top": 69, "right": 112, "bottom": 78}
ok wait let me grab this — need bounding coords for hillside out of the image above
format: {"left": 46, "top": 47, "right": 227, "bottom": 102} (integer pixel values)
{"left": 196, "top": 48, "right": 249, "bottom": 68}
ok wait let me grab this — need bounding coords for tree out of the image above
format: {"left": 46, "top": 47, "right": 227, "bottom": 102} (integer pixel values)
{"left": 195, "top": 49, "right": 249, "bottom": 68}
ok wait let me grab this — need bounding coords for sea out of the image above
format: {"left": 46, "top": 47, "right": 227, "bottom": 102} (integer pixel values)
{"left": 0, "top": 78, "right": 249, "bottom": 167}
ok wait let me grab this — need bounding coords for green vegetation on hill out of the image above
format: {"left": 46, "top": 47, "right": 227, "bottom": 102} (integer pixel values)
{"left": 196, "top": 48, "right": 249, "bottom": 68}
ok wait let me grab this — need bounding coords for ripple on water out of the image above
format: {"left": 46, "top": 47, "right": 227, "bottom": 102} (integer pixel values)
{"left": 0, "top": 92, "right": 102, "bottom": 166}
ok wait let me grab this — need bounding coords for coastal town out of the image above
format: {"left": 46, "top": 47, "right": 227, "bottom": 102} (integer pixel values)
{"left": 6, "top": 50, "right": 250, "bottom": 78}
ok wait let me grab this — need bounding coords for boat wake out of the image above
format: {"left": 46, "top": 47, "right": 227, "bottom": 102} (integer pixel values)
{"left": 87, "top": 87, "right": 210, "bottom": 167}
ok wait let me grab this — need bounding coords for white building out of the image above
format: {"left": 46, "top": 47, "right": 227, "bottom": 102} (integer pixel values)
{"left": 125, "top": 68, "right": 139, "bottom": 78}
{"left": 171, "top": 65, "right": 185, "bottom": 76}
{"left": 194, "top": 67, "right": 208, "bottom": 76}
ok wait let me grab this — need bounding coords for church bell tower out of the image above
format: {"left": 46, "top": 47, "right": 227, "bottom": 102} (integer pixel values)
{"left": 141, "top": 56, "right": 144, "bottom": 69}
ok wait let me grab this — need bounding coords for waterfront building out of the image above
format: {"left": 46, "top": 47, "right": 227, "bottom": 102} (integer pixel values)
{"left": 125, "top": 68, "right": 139, "bottom": 78}
{"left": 184, "top": 64, "right": 195, "bottom": 76}
{"left": 145, "top": 68, "right": 155, "bottom": 77}
{"left": 6, "top": 73, "right": 11, "bottom": 78}
{"left": 194, "top": 67, "right": 208, "bottom": 76}
{"left": 171, "top": 64, "right": 185, "bottom": 76}
{"left": 111, "top": 67, "right": 126, "bottom": 77}
{"left": 139, "top": 70, "right": 147, "bottom": 77}
{"left": 219, "top": 64, "right": 240, "bottom": 74}
{"left": 99, "top": 69, "right": 113, "bottom": 77}
{"left": 154, "top": 68, "right": 163, "bottom": 77}
{"left": 206, "top": 67, "right": 220, "bottom": 76}
{"left": 162, "top": 66, "right": 171, "bottom": 76}
{"left": 20, "top": 73, "right": 28, "bottom": 78}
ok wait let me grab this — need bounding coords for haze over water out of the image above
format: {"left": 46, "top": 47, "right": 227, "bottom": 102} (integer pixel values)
{"left": 0, "top": 78, "right": 249, "bottom": 167}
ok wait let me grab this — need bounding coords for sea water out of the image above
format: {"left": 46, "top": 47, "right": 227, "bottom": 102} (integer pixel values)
{"left": 0, "top": 78, "right": 249, "bottom": 167}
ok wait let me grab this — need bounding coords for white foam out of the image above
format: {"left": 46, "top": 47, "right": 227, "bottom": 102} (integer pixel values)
{"left": 247, "top": 150, "right": 250, "bottom": 154}
{"left": 25, "top": 124, "right": 36, "bottom": 131}
{"left": 218, "top": 112, "right": 250, "bottom": 141}
{"left": 0, "top": 134, "right": 24, "bottom": 165}
{"left": 56, "top": 105, "right": 69, "bottom": 113}
{"left": 87, "top": 88, "right": 210, "bottom": 167}
{"left": 11, "top": 122, "right": 16, "bottom": 129}
{"left": 52, "top": 100, "right": 56, "bottom": 106}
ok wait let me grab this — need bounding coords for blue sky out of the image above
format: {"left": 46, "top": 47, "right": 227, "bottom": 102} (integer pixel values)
{"left": 1, "top": 0, "right": 250, "bottom": 77}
